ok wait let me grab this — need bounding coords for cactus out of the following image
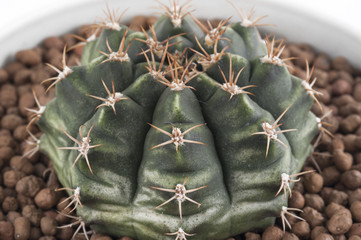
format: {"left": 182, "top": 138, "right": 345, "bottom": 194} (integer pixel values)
{"left": 29, "top": 1, "right": 323, "bottom": 239}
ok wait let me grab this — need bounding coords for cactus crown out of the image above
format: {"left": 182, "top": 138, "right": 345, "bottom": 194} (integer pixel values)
{"left": 31, "top": 1, "right": 321, "bottom": 239}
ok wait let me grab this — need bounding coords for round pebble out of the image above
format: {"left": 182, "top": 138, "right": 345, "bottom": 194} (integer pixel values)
{"left": 341, "top": 170, "right": 361, "bottom": 190}
{"left": 333, "top": 150, "right": 353, "bottom": 172}
{"left": 0, "top": 221, "right": 14, "bottom": 240}
{"left": 35, "top": 188, "right": 58, "bottom": 210}
{"left": 289, "top": 191, "right": 305, "bottom": 209}
{"left": 315, "top": 233, "right": 334, "bottom": 240}
{"left": 262, "top": 226, "right": 284, "bottom": 240}
{"left": 304, "top": 173, "right": 324, "bottom": 193}
{"left": 40, "top": 216, "right": 58, "bottom": 236}
{"left": 292, "top": 221, "right": 310, "bottom": 239}
{"left": 332, "top": 79, "right": 352, "bottom": 96}
{"left": 15, "top": 50, "right": 42, "bottom": 66}
{"left": 327, "top": 209, "right": 352, "bottom": 235}
{"left": 350, "top": 201, "right": 361, "bottom": 222}
{"left": 14, "top": 217, "right": 31, "bottom": 240}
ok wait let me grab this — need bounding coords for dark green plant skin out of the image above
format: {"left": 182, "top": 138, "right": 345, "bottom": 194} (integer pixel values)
{"left": 37, "top": 10, "right": 319, "bottom": 240}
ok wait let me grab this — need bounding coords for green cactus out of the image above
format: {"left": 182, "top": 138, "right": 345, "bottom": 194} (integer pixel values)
{"left": 30, "top": 1, "right": 322, "bottom": 239}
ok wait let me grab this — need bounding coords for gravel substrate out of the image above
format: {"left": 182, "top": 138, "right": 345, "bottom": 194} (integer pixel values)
{"left": 0, "top": 15, "right": 361, "bottom": 240}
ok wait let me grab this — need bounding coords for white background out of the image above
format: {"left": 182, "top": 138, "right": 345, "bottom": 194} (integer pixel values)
{"left": 0, "top": 0, "right": 360, "bottom": 67}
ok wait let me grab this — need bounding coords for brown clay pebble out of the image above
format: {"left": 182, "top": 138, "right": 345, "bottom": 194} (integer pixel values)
{"left": 15, "top": 49, "right": 42, "bottom": 66}
{"left": 313, "top": 70, "right": 329, "bottom": 89}
{"left": 18, "top": 92, "right": 35, "bottom": 117}
{"left": 146, "top": 16, "right": 157, "bottom": 27}
{"left": 349, "top": 236, "right": 361, "bottom": 240}
{"left": 0, "top": 84, "right": 17, "bottom": 108}
{"left": 333, "top": 150, "right": 353, "bottom": 172}
{"left": 0, "top": 134, "right": 16, "bottom": 148}
{"left": 10, "top": 156, "right": 34, "bottom": 175}
{"left": 311, "top": 226, "right": 328, "bottom": 240}
{"left": 43, "top": 36, "right": 64, "bottom": 50}
{"left": 314, "top": 54, "right": 331, "bottom": 70}
{"left": 325, "top": 202, "right": 347, "bottom": 218}
{"left": 333, "top": 235, "right": 346, "bottom": 240}
{"left": 333, "top": 95, "right": 354, "bottom": 107}
{"left": 317, "top": 88, "right": 331, "bottom": 104}
{"left": 35, "top": 188, "right": 58, "bottom": 210}
{"left": 56, "top": 227, "right": 75, "bottom": 240}
{"left": 45, "top": 48, "right": 62, "bottom": 67}
{"left": 4, "top": 62, "right": 25, "bottom": 78}
{"left": 22, "top": 205, "right": 43, "bottom": 226}
{"left": 0, "top": 106, "right": 4, "bottom": 119}
{"left": 13, "top": 69, "right": 32, "bottom": 86}
{"left": 339, "top": 71, "right": 353, "bottom": 83}
{"left": 0, "top": 147, "right": 14, "bottom": 167}
{"left": 292, "top": 221, "right": 310, "bottom": 239}
{"left": 354, "top": 83, "right": 361, "bottom": 102}
{"left": 339, "top": 102, "right": 361, "bottom": 117}
{"left": 301, "top": 207, "right": 325, "bottom": 228}
{"left": 315, "top": 233, "right": 334, "bottom": 240}
{"left": 39, "top": 236, "right": 56, "bottom": 240}
{"left": 16, "top": 175, "right": 44, "bottom": 197}
{"left": 29, "top": 227, "right": 41, "bottom": 240}
{"left": 61, "top": 34, "right": 76, "bottom": 48}
{"left": 351, "top": 201, "right": 361, "bottom": 222}
{"left": 305, "top": 193, "right": 325, "bottom": 212}
{"left": 40, "top": 216, "right": 58, "bottom": 235}
{"left": 120, "top": 237, "right": 133, "bottom": 240}
{"left": 3, "top": 170, "right": 25, "bottom": 188}
{"left": 0, "top": 69, "right": 9, "bottom": 83}
{"left": 245, "top": 232, "right": 261, "bottom": 240}
{"left": 341, "top": 170, "right": 361, "bottom": 189}
{"left": 289, "top": 191, "right": 305, "bottom": 209}
{"left": 332, "top": 79, "right": 352, "bottom": 96}
{"left": 343, "top": 134, "right": 358, "bottom": 152}
{"left": 7, "top": 106, "right": 20, "bottom": 115}
{"left": 7, "top": 211, "right": 21, "bottom": 224}
{"left": 340, "top": 114, "right": 361, "bottom": 133}
{"left": 332, "top": 57, "right": 353, "bottom": 73}
{"left": 292, "top": 181, "right": 304, "bottom": 194}
{"left": 30, "top": 227, "right": 42, "bottom": 240}
{"left": 2, "top": 196, "right": 18, "bottom": 212}
{"left": 322, "top": 166, "right": 341, "bottom": 186}
{"left": 356, "top": 154, "right": 361, "bottom": 165}
{"left": 17, "top": 194, "right": 34, "bottom": 208}
{"left": 1, "top": 114, "right": 24, "bottom": 131}
{"left": 303, "top": 173, "right": 324, "bottom": 193}
{"left": 90, "top": 233, "right": 113, "bottom": 240}
{"left": 14, "top": 217, "right": 31, "bottom": 240}
{"left": 322, "top": 188, "right": 348, "bottom": 205}
{"left": 129, "top": 15, "right": 147, "bottom": 31}
{"left": 346, "top": 223, "right": 361, "bottom": 237}
{"left": 0, "top": 221, "right": 14, "bottom": 240}
{"left": 327, "top": 209, "right": 352, "bottom": 235}
{"left": 281, "top": 232, "right": 299, "bottom": 240}
{"left": 13, "top": 125, "right": 29, "bottom": 141}
{"left": 262, "top": 226, "right": 284, "bottom": 240}
{"left": 332, "top": 134, "right": 343, "bottom": 146}
{"left": 30, "top": 64, "right": 52, "bottom": 85}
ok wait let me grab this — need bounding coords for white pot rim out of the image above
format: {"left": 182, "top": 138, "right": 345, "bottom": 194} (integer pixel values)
{"left": 0, "top": 0, "right": 360, "bottom": 68}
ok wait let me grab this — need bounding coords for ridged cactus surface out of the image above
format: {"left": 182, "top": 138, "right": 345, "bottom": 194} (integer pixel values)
{"left": 35, "top": 2, "right": 319, "bottom": 239}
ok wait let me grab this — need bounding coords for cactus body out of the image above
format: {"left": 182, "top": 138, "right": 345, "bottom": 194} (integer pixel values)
{"left": 37, "top": 3, "right": 319, "bottom": 240}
